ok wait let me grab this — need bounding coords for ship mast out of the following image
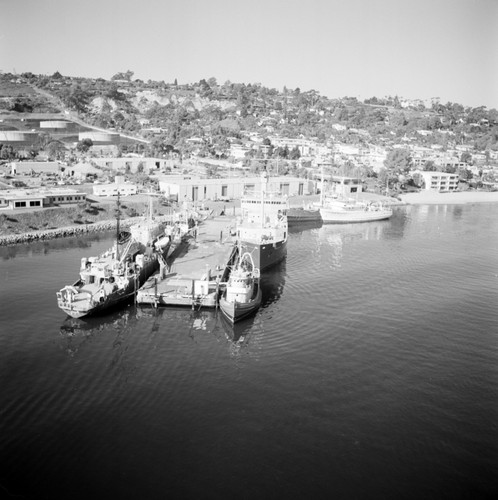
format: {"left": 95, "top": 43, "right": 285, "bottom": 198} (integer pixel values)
{"left": 320, "top": 165, "right": 324, "bottom": 206}
{"left": 116, "top": 191, "right": 121, "bottom": 261}
{"left": 261, "top": 169, "right": 268, "bottom": 227}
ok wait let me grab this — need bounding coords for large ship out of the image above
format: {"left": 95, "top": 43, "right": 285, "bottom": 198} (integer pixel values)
{"left": 236, "top": 172, "right": 288, "bottom": 271}
{"left": 56, "top": 198, "right": 171, "bottom": 318}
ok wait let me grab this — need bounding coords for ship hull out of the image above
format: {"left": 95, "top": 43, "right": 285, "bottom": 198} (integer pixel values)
{"left": 58, "top": 250, "right": 166, "bottom": 319}
{"left": 320, "top": 207, "right": 392, "bottom": 224}
{"left": 287, "top": 207, "right": 322, "bottom": 225}
{"left": 220, "top": 285, "right": 262, "bottom": 323}
{"left": 240, "top": 239, "right": 287, "bottom": 271}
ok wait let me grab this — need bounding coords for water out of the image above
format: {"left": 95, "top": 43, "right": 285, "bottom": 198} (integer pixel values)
{"left": 1, "top": 204, "right": 498, "bottom": 499}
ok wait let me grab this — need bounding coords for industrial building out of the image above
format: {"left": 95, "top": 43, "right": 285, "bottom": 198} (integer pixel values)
{"left": 92, "top": 157, "right": 168, "bottom": 173}
{"left": 92, "top": 177, "right": 138, "bottom": 197}
{"left": 157, "top": 174, "right": 311, "bottom": 202}
{"left": 10, "top": 161, "right": 61, "bottom": 175}
{"left": 0, "top": 188, "right": 86, "bottom": 210}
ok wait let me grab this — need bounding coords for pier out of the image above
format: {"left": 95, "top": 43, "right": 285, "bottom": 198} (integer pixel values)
{"left": 136, "top": 215, "right": 238, "bottom": 308}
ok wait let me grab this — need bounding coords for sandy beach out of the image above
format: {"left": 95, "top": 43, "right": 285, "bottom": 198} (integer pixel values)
{"left": 398, "top": 190, "right": 498, "bottom": 205}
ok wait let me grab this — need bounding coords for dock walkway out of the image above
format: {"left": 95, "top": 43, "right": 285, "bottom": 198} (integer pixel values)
{"left": 136, "top": 215, "right": 238, "bottom": 308}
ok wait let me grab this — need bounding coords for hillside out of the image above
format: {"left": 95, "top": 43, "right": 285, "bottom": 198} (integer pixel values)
{"left": 1, "top": 71, "right": 497, "bottom": 158}
{"left": 1, "top": 70, "right": 498, "bottom": 190}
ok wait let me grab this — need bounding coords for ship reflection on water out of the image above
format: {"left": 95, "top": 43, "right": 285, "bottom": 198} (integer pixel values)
{"left": 59, "top": 308, "right": 134, "bottom": 357}
{"left": 288, "top": 219, "right": 323, "bottom": 234}
{"left": 260, "top": 258, "right": 286, "bottom": 308}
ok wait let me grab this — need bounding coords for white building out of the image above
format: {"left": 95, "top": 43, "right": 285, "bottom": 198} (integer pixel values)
{"left": 92, "top": 157, "right": 168, "bottom": 173}
{"left": 10, "top": 161, "right": 60, "bottom": 175}
{"left": 416, "top": 171, "right": 459, "bottom": 192}
{"left": 158, "top": 174, "right": 311, "bottom": 202}
{"left": 93, "top": 178, "right": 138, "bottom": 197}
{"left": 327, "top": 176, "right": 363, "bottom": 197}
{"left": 0, "top": 188, "right": 86, "bottom": 210}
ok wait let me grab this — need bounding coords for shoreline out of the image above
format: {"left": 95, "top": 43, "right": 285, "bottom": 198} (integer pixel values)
{"left": 398, "top": 190, "right": 498, "bottom": 205}
{"left": 1, "top": 191, "right": 497, "bottom": 246}
{"left": 0, "top": 215, "right": 169, "bottom": 247}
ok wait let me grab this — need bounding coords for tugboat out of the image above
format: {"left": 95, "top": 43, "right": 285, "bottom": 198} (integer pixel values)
{"left": 56, "top": 195, "right": 170, "bottom": 318}
{"left": 219, "top": 251, "right": 262, "bottom": 323}
{"left": 236, "top": 171, "right": 288, "bottom": 271}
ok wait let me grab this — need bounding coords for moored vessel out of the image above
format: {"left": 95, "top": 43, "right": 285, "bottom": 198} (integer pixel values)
{"left": 319, "top": 196, "right": 392, "bottom": 223}
{"left": 317, "top": 171, "right": 392, "bottom": 223}
{"left": 236, "top": 172, "right": 288, "bottom": 271}
{"left": 287, "top": 205, "right": 322, "bottom": 225}
{"left": 219, "top": 251, "right": 262, "bottom": 323}
{"left": 56, "top": 197, "right": 170, "bottom": 318}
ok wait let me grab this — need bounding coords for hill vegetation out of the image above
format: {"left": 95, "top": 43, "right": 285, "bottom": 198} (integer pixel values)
{"left": 2, "top": 70, "right": 497, "bottom": 163}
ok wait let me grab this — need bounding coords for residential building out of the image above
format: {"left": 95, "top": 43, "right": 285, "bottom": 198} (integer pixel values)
{"left": 415, "top": 171, "right": 459, "bottom": 192}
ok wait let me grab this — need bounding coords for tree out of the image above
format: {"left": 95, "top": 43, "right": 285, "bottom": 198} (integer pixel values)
{"left": 60, "top": 85, "right": 91, "bottom": 113}
{"left": 46, "top": 140, "right": 66, "bottom": 160}
{"left": 289, "top": 146, "right": 301, "bottom": 160}
{"left": 111, "top": 70, "right": 134, "bottom": 81}
{"left": 384, "top": 148, "right": 412, "bottom": 173}
{"left": 76, "top": 138, "right": 93, "bottom": 153}
{"left": 460, "top": 151, "right": 472, "bottom": 164}
{"left": 423, "top": 160, "right": 436, "bottom": 171}
{"left": 459, "top": 168, "right": 473, "bottom": 181}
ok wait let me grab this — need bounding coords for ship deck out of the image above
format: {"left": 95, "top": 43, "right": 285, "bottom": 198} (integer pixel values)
{"left": 136, "top": 215, "right": 238, "bottom": 308}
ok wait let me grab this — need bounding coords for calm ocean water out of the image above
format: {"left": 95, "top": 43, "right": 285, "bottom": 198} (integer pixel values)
{"left": 1, "top": 204, "right": 498, "bottom": 499}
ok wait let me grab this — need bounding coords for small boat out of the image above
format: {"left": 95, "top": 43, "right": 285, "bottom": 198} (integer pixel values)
{"left": 219, "top": 251, "right": 262, "bottom": 323}
{"left": 56, "top": 195, "right": 170, "bottom": 318}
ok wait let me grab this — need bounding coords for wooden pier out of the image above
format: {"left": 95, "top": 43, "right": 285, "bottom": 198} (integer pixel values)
{"left": 136, "top": 215, "right": 238, "bottom": 308}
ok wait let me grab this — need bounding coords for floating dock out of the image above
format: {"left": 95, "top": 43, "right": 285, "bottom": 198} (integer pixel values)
{"left": 136, "top": 215, "right": 238, "bottom": 308}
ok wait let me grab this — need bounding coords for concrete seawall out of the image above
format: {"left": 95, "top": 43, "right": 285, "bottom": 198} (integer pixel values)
{"left": 0, "top": 217, "right": 152, "bottom": 246}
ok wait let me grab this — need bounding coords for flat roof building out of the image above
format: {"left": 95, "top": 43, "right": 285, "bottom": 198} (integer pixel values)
{"left": 157, "top": 174, "right": 311, "bottom": 202}
{"left": 415, "top": 171, "right": 459, "bottom": 192}
{"left": 0, "top": 188, "right": 86, "bottom": 210}
{"left": 10, "top": 161, "right": 60, "bottom": 175}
